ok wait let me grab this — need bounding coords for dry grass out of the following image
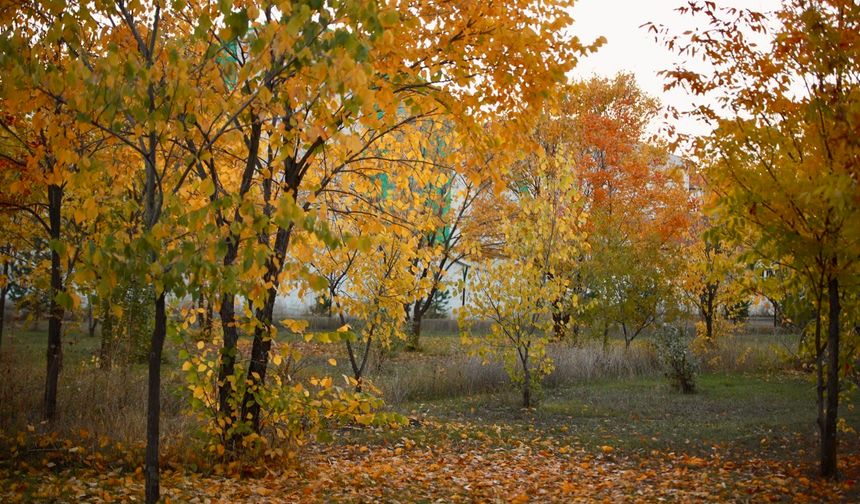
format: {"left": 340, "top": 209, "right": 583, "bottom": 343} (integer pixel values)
{"left": 544, "top": 341, "right": 661, "bottom": 387}
{"left": 0, "top": 329, "right": 196, "bottom": 459}
{"left": 374, "top": 354, "right": 509, "bottom": 404}
{"left": 0, "top": 318, "right": 802, "bottom": 459}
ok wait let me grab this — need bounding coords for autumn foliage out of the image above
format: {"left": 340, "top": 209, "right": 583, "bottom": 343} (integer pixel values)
{"left": 0, "top": 0, "right": 858, "bottom": 501}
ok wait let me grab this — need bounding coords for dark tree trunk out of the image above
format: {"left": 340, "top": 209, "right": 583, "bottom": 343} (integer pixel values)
{"left": 602, "top": 321, "right": 609, "bottom": 350}
{"left": 44, "top": 183, "right": 63, "bottom": 421}
{"left": 87, "top": 295, "right": 98, "bottom": 338}
{"left": 241, "top": 149, "right": 293, "bottom": 431}
{"left": 522, "top": 356, "right": 531, "bottom": 408}
{"left": 1, "top": 255, "right": 9, "bottom": 347}
{"left": 241, "top": 216, "right": 290, "bottom": 435}
{"left": 409, "top": 306, "right": 423, "bottom": 351}
{"left": 99, "top": 296, "right": 116, "bottom": 369}
{"left": 814, "top": 294, "right": 824, "bottom": 457}
{"left": 217, "top": 293, "right": 239, "bottom": 415}
{"left": 406, "top": 295, "right": 427, "bottom": 351}
{"left": 704, "top": 311, "right": 713, "bottom": 341}
{"left": 215, "top": 119, "right": 260, "bottom": 424}
{"left": 701, "top": 283, "right": 716, "bottom": 342}
{"left": 243, "top": 290, "right": 278, "bottom": 433}
{"left": 345, "top": 329, "right": 373, "bottom": 393}
{"left": 552, "top": 298, "right": 570, "bottom": 340}
{"left": 0, "top": 284, "right": 8, "bottom": 348}
{"left": 145, "top": 292, "right": 167, "bottom": 503}
{"left": 821, "top": 275, "right": 840, "bottom": 478}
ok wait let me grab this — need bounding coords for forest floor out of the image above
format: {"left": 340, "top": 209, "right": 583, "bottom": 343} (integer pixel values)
{"left": 1, "top": 325, "right": 859, "bottom": 502}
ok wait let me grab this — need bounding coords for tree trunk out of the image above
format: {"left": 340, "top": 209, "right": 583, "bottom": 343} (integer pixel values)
{"left": 240, "top": 143, "right": 292, "bottom": 435}
{"left": 99, "top": 296, "right": 116, "bottom": 369}
{"left": 44, "top": 183, "right": 63, "bottom": 421}
{"left": 0, "top": 284, "right": 8, "bottom": 348}
{"left": 814, "top": 294, "right": 824, "bottom": 465}
{"left": 145, "top": 292, "right": 166, "bottom": 503}
{"left": 87, "top": 294, "right": 98, "bottom": 338}
{"left": 408, "top": 306, "right": 423, "bottom": 351}
{"left": 821, "top": 275, "right": 840, "bottom": 478}
{"left": 622, "top": 322, "right": 631, "bottom": 349}
{"left": 345, "top": 331, "right": 373, "bottom": 393}
{"left": 215, "top": 118, "right": 261, "bottom": 418}
{"left": 217, "top": 293, "right": 239, "bottom": 415}
{"left": 243, "top": 291, "right": 277, "bottom": 433}
{"left": 602, "top": 321, "right": 609, "bottom": 351}
{"left": 522, "top": 363, "right": 531, "bottom": 408}
{"left": 704, "top": 311, "right": 713, "bottom": 341}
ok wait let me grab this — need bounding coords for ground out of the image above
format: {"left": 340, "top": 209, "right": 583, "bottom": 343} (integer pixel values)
{"left": 1, "top": 324, "right": 859, "bottom": 502}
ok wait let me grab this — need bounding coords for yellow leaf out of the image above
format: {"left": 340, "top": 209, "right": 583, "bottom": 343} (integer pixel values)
{"left": 281, "top": 319, "right": 309, "bottom": 334}
{"left": 355, "top": 413, "right": 375, "bottom": 425}
{"left": 328, "top": 358, "right": 337, "bottom": 366}
{"left": 196, "top": 341, "right": 205, "bottom": 350}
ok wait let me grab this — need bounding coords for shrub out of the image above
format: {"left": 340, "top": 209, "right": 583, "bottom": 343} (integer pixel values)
{"left": 655, "top": 326, "right": 698, "bottom": 394}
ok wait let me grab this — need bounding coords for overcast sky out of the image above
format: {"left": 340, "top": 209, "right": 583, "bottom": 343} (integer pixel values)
{"left": 567, "top": 0, "right": 781, "bottom": 142}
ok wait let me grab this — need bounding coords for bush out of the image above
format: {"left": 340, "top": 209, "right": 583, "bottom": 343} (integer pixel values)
{"left": 655, "top": 326, "right": 698, "bottom": 394}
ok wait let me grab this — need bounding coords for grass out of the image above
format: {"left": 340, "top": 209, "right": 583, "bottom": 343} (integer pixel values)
{"left": 1, "top": 318, "right": 855, "bottom": 475}
{"left": 357, "top": 372, "right": 860, "bottom": 470}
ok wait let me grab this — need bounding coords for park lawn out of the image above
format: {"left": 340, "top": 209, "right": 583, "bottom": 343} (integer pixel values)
{"left": 2, "top": 328, "right": 859, "bottom": 501}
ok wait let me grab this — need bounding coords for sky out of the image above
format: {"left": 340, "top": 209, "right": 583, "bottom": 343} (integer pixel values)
{"left": 567, "top": 0, "right": 781, "bottom": 141}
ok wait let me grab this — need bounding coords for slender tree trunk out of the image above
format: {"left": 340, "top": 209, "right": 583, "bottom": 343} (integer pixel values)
{"left": 821, "top": 275, "right": 840, "bottom": 478}
{"left": 814, "top": 294, "right": 824, "bottom": 458}
{"left": 704, "top": 311, "right": 713, "bottom": 341}
{"left": 87, "top": 294, "right": 98, "bottom": 338}
{"left": 241, "top": 142, "right": 291, "bottom": 435}
{"left": 243, "top": 291, "right": 277, "bottom": 432}
{"left": 345, "top": 333, "right": 373, "bottom": 393}
{"left": 145, "top": 292, "right": 167, "bottom": 503}
{"left": 602, "top": 321, "right": 609, "bottom": 351}
{"left": 522, "top": 357, "right": 531, "bottom": 408}
{"left": 143, "top": 114, "right": 163, "bottom": 503}
{"left": 0, "top": 284, "right": 8, "bottom": 348}
{"left": 214, "top": 118, "right": 261, "bottom": 435}
{"left": 242, "top": 223, "right": 289, "bottom": 431}
{"left": 1, "top": 256, "right": 9, "bottom": 347}
{"left": 622, "top": 322, "right": 631, "bottom": 349}
{"left": 217, "top": 293, "right": 239, "bottom": 414}
{"left": 409, "top": 306, "right": 423, "bottom": 351}
{"left": 44, "top": 183, "right": 63, "bottom": 421}
{"left": 99, "top": 296, "right": 115, "bottom": 369}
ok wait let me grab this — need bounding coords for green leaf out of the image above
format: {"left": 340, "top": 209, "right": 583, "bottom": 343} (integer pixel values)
{"left": 55, "top": 291, "right": 73, "bottom": 310}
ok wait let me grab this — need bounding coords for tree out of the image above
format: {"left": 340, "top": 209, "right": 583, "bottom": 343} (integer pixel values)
{"left": 214, "top": 0, "right": 599, "bottom": 436}
{"left": 460, "top": 131, "right": 586, "bottom": 408}
{"left": 678, "top": 217, "right": 747, "bottom": 346}
{"left": 533, "top": 74, "right": 692, "bottom": 346}
{"left": 1, "top": 2, "right": 239, "bottom": 500}
{"left": 652, "top": 0, "right": 860, "bottom": 478}
{"left": 1, "top": 0, "right": 601, "bottom": 499}
{"left": 0, "top": 57, "right": 109, "bottom": 419}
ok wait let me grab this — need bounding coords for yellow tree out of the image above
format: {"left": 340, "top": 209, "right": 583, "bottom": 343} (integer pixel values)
{"left": 678, "top": 215, "right": 748, "bottom": 346}
{"left": 207, "top": 0, "right": 602, "bottom": 437}
{"left": 0, "top": 54, "right": 111, "bottom": 420}
{"left": 652, "top": 0, "right": 860, "bottom": 477}
{"left": 460, "top": 137, "right": 587, "bottom": 408}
